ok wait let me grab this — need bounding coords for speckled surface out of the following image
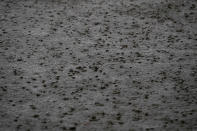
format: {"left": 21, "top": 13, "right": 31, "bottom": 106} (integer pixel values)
{"left": 0, "top": 0, "right": 197, "bottom": 131}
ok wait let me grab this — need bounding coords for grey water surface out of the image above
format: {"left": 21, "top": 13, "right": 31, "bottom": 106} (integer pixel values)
{"left": 0, "top": 0, "right": 197, "bottom": 130}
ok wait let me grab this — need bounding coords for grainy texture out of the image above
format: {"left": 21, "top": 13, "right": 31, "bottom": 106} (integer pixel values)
{"left": 0, "top": 0, "right": 197, "bottom": 131}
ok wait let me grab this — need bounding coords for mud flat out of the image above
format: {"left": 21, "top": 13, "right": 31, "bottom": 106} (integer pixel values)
{"left": 0, "top": 0, "right": 197, "bottom": 130}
